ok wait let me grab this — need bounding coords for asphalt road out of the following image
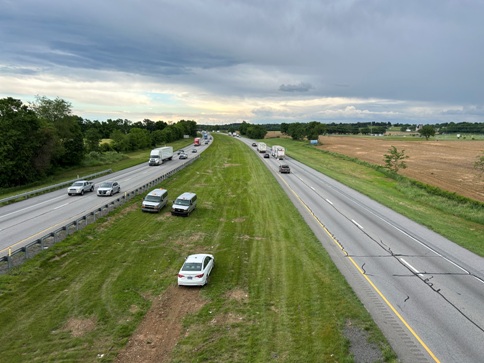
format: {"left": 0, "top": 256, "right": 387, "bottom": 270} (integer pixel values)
{"left": 0, "top": 142, "right": 208, "bottom": 258}
{"left": 242, "top": 137, "right": 484, "bottom": 363}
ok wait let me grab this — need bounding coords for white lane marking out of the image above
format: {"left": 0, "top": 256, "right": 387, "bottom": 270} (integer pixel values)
{"left": 326, "top": 198, "right": 333, "bottom": 205}
{"left": 352, "top": 219, "right": 364, "bottom": 229}
{"left": 400, "top": 258, "right": 424, "bottom": 277}
{"left": 0, "top": 196, "right": 65, "bottom": 220}
{"left": 310, "top": 186, "right": 315, "bottom": 191}
{"left": 54, "top": 203, "right": 69, "bottom": 210}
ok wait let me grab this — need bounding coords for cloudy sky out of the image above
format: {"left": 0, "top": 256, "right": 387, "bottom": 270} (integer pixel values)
{"left": 1, "top": 0, "right": 483, "bottom": 125}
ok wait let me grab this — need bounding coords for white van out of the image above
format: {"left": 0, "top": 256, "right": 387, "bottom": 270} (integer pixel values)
{"left": 171, "top": 192, "right": 197, "bottom": 216}
{"left": 141, "top": 188, "right": 168, "bottom": 213}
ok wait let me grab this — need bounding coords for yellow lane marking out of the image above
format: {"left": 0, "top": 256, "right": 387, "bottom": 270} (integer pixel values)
{"left": 277, "top": 172, "right": 441, "bottom": 363}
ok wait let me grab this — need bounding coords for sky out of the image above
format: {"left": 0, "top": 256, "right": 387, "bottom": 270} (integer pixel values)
{"left": 1, "top": 0, "right": 483, "bottom": 125}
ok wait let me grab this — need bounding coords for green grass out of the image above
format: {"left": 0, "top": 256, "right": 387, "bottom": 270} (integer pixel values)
{"left": 263, "top": 138, "right": 484, "bottom": 256}
{"left": 0, "top": 135, "right": 395, "bottom": 362}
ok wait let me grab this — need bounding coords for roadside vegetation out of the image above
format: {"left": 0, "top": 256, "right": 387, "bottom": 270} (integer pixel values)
{"left": 264, "top": 138, "right": 484, "bottom": 257}
{"left": 0, "top": 135, "right": 396, "bottom": 362}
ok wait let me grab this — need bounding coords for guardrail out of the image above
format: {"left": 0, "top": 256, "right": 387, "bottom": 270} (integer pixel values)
{"left": 0, "top": 169, "right": 113, "bottom": 205}
{"left": 0, "top": 158, "right": 198, "bottom": 273}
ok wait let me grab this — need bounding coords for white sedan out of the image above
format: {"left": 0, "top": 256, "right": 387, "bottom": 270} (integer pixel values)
{"left": 96, "top": 181, "right": 121, "bottom": 196}
{"left": 178, "top": 254, "right": 214, "bottom": 286}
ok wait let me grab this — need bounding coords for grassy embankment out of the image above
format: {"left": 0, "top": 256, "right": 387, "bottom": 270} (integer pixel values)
{"left": 0, "top": 135, "right": 396, "bottom": 362}
{"left": 264, "top": 138, "right": 484, "bottom": 257}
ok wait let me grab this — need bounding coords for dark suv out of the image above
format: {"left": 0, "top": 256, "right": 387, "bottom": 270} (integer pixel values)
{"left": 279, "top": 164, "right": 291, "bottom": 173}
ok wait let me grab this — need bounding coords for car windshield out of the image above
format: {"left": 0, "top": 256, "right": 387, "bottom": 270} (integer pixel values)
{"left": 175, "top": 199, "right": 190, "bottom": 206}
{"left": 150, "top": 155, "right": 160, "bottom": 159}
{"left": 145, "top": 195, "right": 161, "bottom": 202}
{"left": 72, "top": 182, "right": 83, "bottom": 186}
{"left": 182, "top": 262, "right": 202, "bottom": 271}
{"left": 99, "top": 182, "right": 113, "bottom": 188}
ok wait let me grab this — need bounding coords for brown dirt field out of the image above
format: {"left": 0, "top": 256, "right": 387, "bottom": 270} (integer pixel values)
{"left": 317, "top": 136, "right": 484, "bottom": 202}
{"left": 115, "top": 285, "right": 206, "bottom": 363}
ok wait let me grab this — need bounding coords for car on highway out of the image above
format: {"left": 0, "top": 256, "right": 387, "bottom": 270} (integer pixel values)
{"left": 263, "top": 153, "right": 270, "bottom": 158}
{"left": 97, "top": 181, "right": 121, "bottom": 196}
{"left": 178, "top": 253, "right": 214, "bottom": 286}
{"left": 252, "top": 142, "right": 257, "bottom": 147}
{"left": 279, "top": 164, "right": 291, "bottom": 174}
{"left": 179, "top": 153, "right": 188, "bottom": 159}
{"left": 177, "top": 149, "right": 185, "bottom": 155}
{"left": 192, "top": 149, "right": 198, "bottom": 153}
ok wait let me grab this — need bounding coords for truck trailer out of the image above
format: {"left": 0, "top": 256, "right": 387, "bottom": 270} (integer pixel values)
{"left": 272, "top": 145, "right": 285, "bottom": 160}
{"left": 194, "top": 137, "right": 201, "bottom": 146}
{"left": 257, "top": 142, "right": 267, "bottom": 153}
{"left": 148, "top": 146, "right": 174, "bottom": 166}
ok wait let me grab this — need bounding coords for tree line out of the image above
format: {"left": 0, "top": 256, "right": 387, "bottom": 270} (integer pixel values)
{"left": 0, "top": 96, "right": 197, "bottom": 188}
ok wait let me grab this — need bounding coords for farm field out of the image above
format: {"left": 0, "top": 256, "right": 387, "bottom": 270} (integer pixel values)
{"left": 317, "top": 136, "right": 484, "bottom": 202}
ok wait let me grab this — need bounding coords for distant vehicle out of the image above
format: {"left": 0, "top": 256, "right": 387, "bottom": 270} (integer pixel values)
{"left": 194, "top": 137, "right": 201, "bottom": 146}
{"left": 257, "top": 142, "right": 267, "bottom": 153}
{"left": 177, "top": 149, "right": 185, "bottom": 155}
{"left": 142, "top": 188, "right": 168, "bottom": 213}
{"left": 263, "top": 153, "right": 270, "bottom": 158}
{"left": 97, "top": 181, "right": 120, "bottom": 196}
{"left": 272, "top": 145, "right": 285, "bottom": 160}
{"left": 171, "top": 192, "right": 197, "bottom": 216}
{"left": 205, "top": 140, "right": 209, "bottom": 144}
{"left": 192, "top": 149, "right": 197, "bottom": 153}
{"left": 67, "top": 180, "right": 94, "bottom": 196}
{"left": 251, "top": 142, "right": 257, "bottom": 147}
{"left": 279, "top": 164, "right": 291, "bottom": 174}
{"left": 179, "top": 153, "right": 188, "bottom": 159}
{"left": 178, "top": 254, "right": 214, "bottom": 286}
{"left": 149, "top": 146, "right": 174, "bottom": 166}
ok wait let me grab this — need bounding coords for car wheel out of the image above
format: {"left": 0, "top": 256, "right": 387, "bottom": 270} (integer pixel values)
{"left": 110, "top": 190, "right": 113, "bottom": 196}
{"left": 81, "top": 190, "right": 84, "bottom": 195}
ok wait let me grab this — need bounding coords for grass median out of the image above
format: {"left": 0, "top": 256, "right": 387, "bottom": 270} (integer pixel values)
{"left": 0, "top": 134, "right": 396, "bottom": 362}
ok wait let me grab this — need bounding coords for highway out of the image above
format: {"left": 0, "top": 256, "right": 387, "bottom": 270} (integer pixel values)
{"left": 2, "top": 134, "right": 483, "bottom": 362}
{"left": 0, "top": 142, "right": 208, "bottom": 258}
{"left": 242, "top": 138, "right": 484, "bottom": 363}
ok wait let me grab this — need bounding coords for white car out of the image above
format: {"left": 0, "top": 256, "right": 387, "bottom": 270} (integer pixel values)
{"left": 178, "top": 254, "right": 214, "bottom": 286}
{"left": 96, "top": 181, "right": 121, "bottom": 196}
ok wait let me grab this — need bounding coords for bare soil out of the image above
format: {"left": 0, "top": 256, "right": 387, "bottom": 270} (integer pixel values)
{"left": 317, "top": 136, "right": 484, "bottom": 202}
{"left": 115, "top": 285, "right": 206, "bottom": 363}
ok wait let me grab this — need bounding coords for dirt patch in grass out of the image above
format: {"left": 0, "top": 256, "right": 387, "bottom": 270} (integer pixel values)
{"left": 115, "top": 285, "right": 206, "bottom": 363}
{"left": 317, "top": 136, "right": 484, "bottom": 202}
{"left": 62, "top": 317, "right": 96, "bottom": 337}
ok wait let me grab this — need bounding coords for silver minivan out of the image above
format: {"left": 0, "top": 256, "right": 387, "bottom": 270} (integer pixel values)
{"left": 141, "top": 188, "right": 168, "bottom": 213}
{"left": 171, "top": 192, "right": 197, "bottom": 216}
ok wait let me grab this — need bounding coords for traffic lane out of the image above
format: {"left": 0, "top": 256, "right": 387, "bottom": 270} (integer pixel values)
{"left": 279, "top": 160, "right": 484, "bottom": 362}
{"left": 0, "top": 155, "right": 195, "bottom": 254}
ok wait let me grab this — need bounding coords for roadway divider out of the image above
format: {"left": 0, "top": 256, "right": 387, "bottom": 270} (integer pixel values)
{"left": 0, "top": 157, "right": 199, "bottom": 273}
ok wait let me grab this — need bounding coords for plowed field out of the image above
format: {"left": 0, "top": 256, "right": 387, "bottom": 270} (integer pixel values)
{"left": 317, "top": 136, "right": 484, "bottom": 202}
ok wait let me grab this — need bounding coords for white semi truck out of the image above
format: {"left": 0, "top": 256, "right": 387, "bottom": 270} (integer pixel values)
{"left": 148, "top": 146, "right": 174, "bottom": 166}
{"left": 272, "top": 145, "right": 285, "bottom": 160}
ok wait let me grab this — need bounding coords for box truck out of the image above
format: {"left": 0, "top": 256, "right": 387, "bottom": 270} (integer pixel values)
{"left": 257, "top": 142, "right": 267, "bottom": 153}
{"left": 148, "top": 146, "right": 174, "bottom": 166}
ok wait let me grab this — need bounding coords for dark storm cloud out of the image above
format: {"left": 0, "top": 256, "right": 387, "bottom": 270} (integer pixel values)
{"left": 1, "top": 0, "right": 483, "bottom": 123}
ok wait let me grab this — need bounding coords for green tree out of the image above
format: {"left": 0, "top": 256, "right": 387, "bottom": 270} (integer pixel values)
{"left": 0, "top": 98, "right": 44, "bottom": 186}
{"left": 287, "top": 122, "right": 307, "bottom": 140}
{"left": 30, "top": 96, "right": 85, "bottom": 166}
{"left": 383, "top": 146, "right": 409, "bottom": 173}
{"left": 110, "top": 129, "right": 129, "bottom": 152}
{"left": 246, "top": 125, "right": 267, "bottom": 139}
{"left": 85, "top": 128, "right": 102, "bottom": 152}
{"left": 419, "top": 125, "right": 436, "bottom": 140}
